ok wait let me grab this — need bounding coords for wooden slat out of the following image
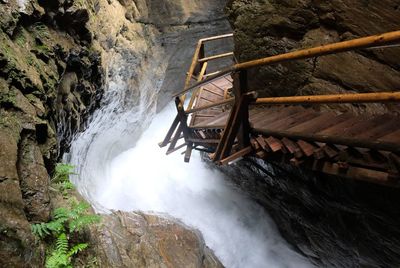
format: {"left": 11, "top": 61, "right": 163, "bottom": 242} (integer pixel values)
{"left": 251, "top": 106, "right": 305, "bottom": 129}
{"left": 378, "top": 129, "right": 400, "bottom": 144}
{"left": 286, "top": 112, "right": 346, "bottom": 133}
{"left": 255, "top": 136, "right": 271, "bottom": 152}
{"left": 265, "top": 137, "right": 283, "bottom": 152}
{"left": 356, "top": 117, "right": 400, "bottom": 140}
{"left": 264, "top": 109, "right": 320, "bottom": 131}
{"left": 317, "top": 117, "right": 364, "bottom": 136}
{"left": 281, "top": 137, "right": 303, "bottom": 158}
{"left": 297, "top": 140, "right": 316, "bottom": 157}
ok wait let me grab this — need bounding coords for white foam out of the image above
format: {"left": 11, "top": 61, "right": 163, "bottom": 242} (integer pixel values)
{"left": 70, "top": 102, "right": 313, "bottom": 268}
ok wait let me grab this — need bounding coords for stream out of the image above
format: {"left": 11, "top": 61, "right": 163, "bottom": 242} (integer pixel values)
{"left": 67, "top": 50, "right": 314, "bottom": 268}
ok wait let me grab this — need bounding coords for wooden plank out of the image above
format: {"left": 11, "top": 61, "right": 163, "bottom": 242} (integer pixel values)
{"left": 286, "top": 112, "right": 347, "bottom": 133}
{"left": 317, "top": 117, "right": 364, "bottom": 136}
{"left": 255, "top": 136, "right": 271, "bottom": 152}
{"left": 297, "top": 140, "right": 317, "bottom": 157}
{"left": 281, "top": 137, "right": 303, "bottom": 158}
{"left": 337, "top": 114, "right": 394, "bottom": 138}
{"left": 250, "top": 106, "right": 305, "bottom": 129}
{"left": 264, "top": 109, "right": 320, "bottom": 131}
{"left": 202, "top": 86, "right": 225, "bottom": 97}
{"left": 378, "top": 129, "right": 400, "bottom": 144}
{"left": 265, "top": 137, "right": 283, "bottom": 152}
{"left": 186, "top": 98, "right": 234, "bottom": 114}
{"left": 251, "top": 138, "right": 261, "bottom": 150}
{"left": 249, "top": 106, "right": 285, "bottom": 124}
{"left": 219, "top": 146, "right": 253, "bottom": 165}
{"left": 356, "top": 117, "right": 400, "bottom": 140}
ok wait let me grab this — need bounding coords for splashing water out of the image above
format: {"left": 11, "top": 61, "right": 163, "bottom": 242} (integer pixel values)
{"left": 69, "top": 103, "right": 313, "bottom": 267}
{"left": 68, "top": 47, "right": 313, "bottom": 267}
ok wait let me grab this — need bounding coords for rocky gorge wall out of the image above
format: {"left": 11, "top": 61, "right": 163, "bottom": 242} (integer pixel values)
{"left": 0, "top": 0, "right": 103, "bottom": 265}
{"left": 226, "top": 0, "right": 400, "bottom": 115}
{"left": 223, "top": 0, "right": 400, "bottom": 267}
{"left": 0, "top": 0, "right": 230, "bottom": 266}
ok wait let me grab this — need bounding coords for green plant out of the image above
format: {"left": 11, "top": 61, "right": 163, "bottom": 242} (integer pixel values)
{"left": 53, "top": 163, "right": 75, "bottom": 183}
{"left": 52, "top": 163, "right": 76, "bottom": 195}
{"left": 32, "top": 164, "right": 101, "bottom": 268}
{"left": 32, "top": 200, "right": 100, "bottom": 268}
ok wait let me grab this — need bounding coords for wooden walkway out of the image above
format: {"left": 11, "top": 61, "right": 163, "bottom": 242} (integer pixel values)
{"left": 160, "top": 31, "right": 400, "bottom": 187}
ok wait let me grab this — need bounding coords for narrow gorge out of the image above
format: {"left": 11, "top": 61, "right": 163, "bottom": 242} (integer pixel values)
{"left": 1, "top": 0, "right": 400, "bottom": 267}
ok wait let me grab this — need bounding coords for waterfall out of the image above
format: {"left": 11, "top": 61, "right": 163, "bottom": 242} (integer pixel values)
{"left": 68, "top": 46, "right": 313, "bottom": 268}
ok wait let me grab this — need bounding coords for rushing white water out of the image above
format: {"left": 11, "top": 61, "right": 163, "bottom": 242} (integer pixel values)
{"left": 68, "top": 48, "right": 313, "bottom": 268}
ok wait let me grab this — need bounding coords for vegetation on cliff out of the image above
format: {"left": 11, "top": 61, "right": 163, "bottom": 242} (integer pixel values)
{"left": 32, "top": 164, "right": 100, "bottom": 268}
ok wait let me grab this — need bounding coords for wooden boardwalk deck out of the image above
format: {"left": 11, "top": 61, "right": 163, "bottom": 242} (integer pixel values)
{"left": 160, "top": 31, "right": 400, "bottom": 187}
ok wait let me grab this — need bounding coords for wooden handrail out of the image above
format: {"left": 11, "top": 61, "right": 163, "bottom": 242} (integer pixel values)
{"left": 180, "top": 33, "right": 234, "bottom": 106}
{"left": 235, "top": 30, "right": 400, "bottom": 70}
{"left": 198, "top": 52, "right": 234, "bottom": 63}
{"left": 199, "top": 33, "right": 233, "bottom": 43}
{"left": 253, "top": 92, "right": 400, "bottom": 105}
{"left": 173, "top": 30, "right": 400, "bottom": 98}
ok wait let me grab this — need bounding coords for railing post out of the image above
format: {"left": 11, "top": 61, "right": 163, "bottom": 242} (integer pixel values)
{"left": 212, "top": 70, "right": 253, "bottom": 161}
{"left": 233, "top": 70, "right": 251, "bottom": 148}
{"left": 194, "top": 43, "right": 205, "bottom": 76}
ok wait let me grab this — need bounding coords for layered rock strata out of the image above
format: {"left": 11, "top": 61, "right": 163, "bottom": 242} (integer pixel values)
{"left": 226, "top": 0, "right": 400, "bottom": 115}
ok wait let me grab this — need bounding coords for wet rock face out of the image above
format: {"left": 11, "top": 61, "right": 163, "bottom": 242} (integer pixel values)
{"left": 0, "top": 0, "right": 104, "bottom": 266}
{"left": 226, "top": 0, "right": 400, "bottom": 114}
{"left": 1, "top": 0, "right": 228, "bottom": 266}
{"left": 220, "top": 157, "right": 400, "bottom": 267}
{"left": 90, "top": 211, "right": 223, "bottom": 268}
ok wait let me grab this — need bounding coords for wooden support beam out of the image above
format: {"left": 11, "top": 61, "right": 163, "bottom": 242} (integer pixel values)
{"left": 167, "top": 142, "right": 187, "bottom": 155}
{"left": 159, "top": 114, "right": 180, "bottom": 148}
{"left": 187, "top": 138, "right": 220, "bottom": 144}
{"left": 219, "top": 146, "right": 253, "bottom": 165}
{"left": 184, "top": 142, "right": 193, "bottom": 163}
{"left": 167, "top": 123, "right": 183, "bottom": 154}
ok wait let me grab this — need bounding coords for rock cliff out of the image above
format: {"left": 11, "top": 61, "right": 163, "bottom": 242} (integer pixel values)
{"left": 0, "top": 0, "right": 229, "bottom": 266}
{"left": 0, "top": 0, "right": 103, "bottom": 265}
{"left": 226, "top": 0, "right": 400, "bottom": 115}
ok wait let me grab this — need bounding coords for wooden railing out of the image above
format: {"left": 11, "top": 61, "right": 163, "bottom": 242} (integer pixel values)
{"left": 164, "top": 30, "right": 400, "bottom": 163}
{"left": 180, "top": 33, "right": 234, "bottom": 111}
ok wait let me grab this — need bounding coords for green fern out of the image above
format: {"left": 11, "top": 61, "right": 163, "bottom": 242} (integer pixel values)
{"left": 69, "top": 214, "right": 100, "bottom": 233}
{"left": 67, "top": 243, "right": 88, "bottom": 257}
{"left": 45, "top": 249, "right": 71, "bottom": 268}
{"left": 52, "top": 163, "right": 76, "bottom": 183}
{"left": 33, "top": 163, "right": 100, "bottom": 267}
{"left": 31, "top": 222, "right": 51, "bottom": 238}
